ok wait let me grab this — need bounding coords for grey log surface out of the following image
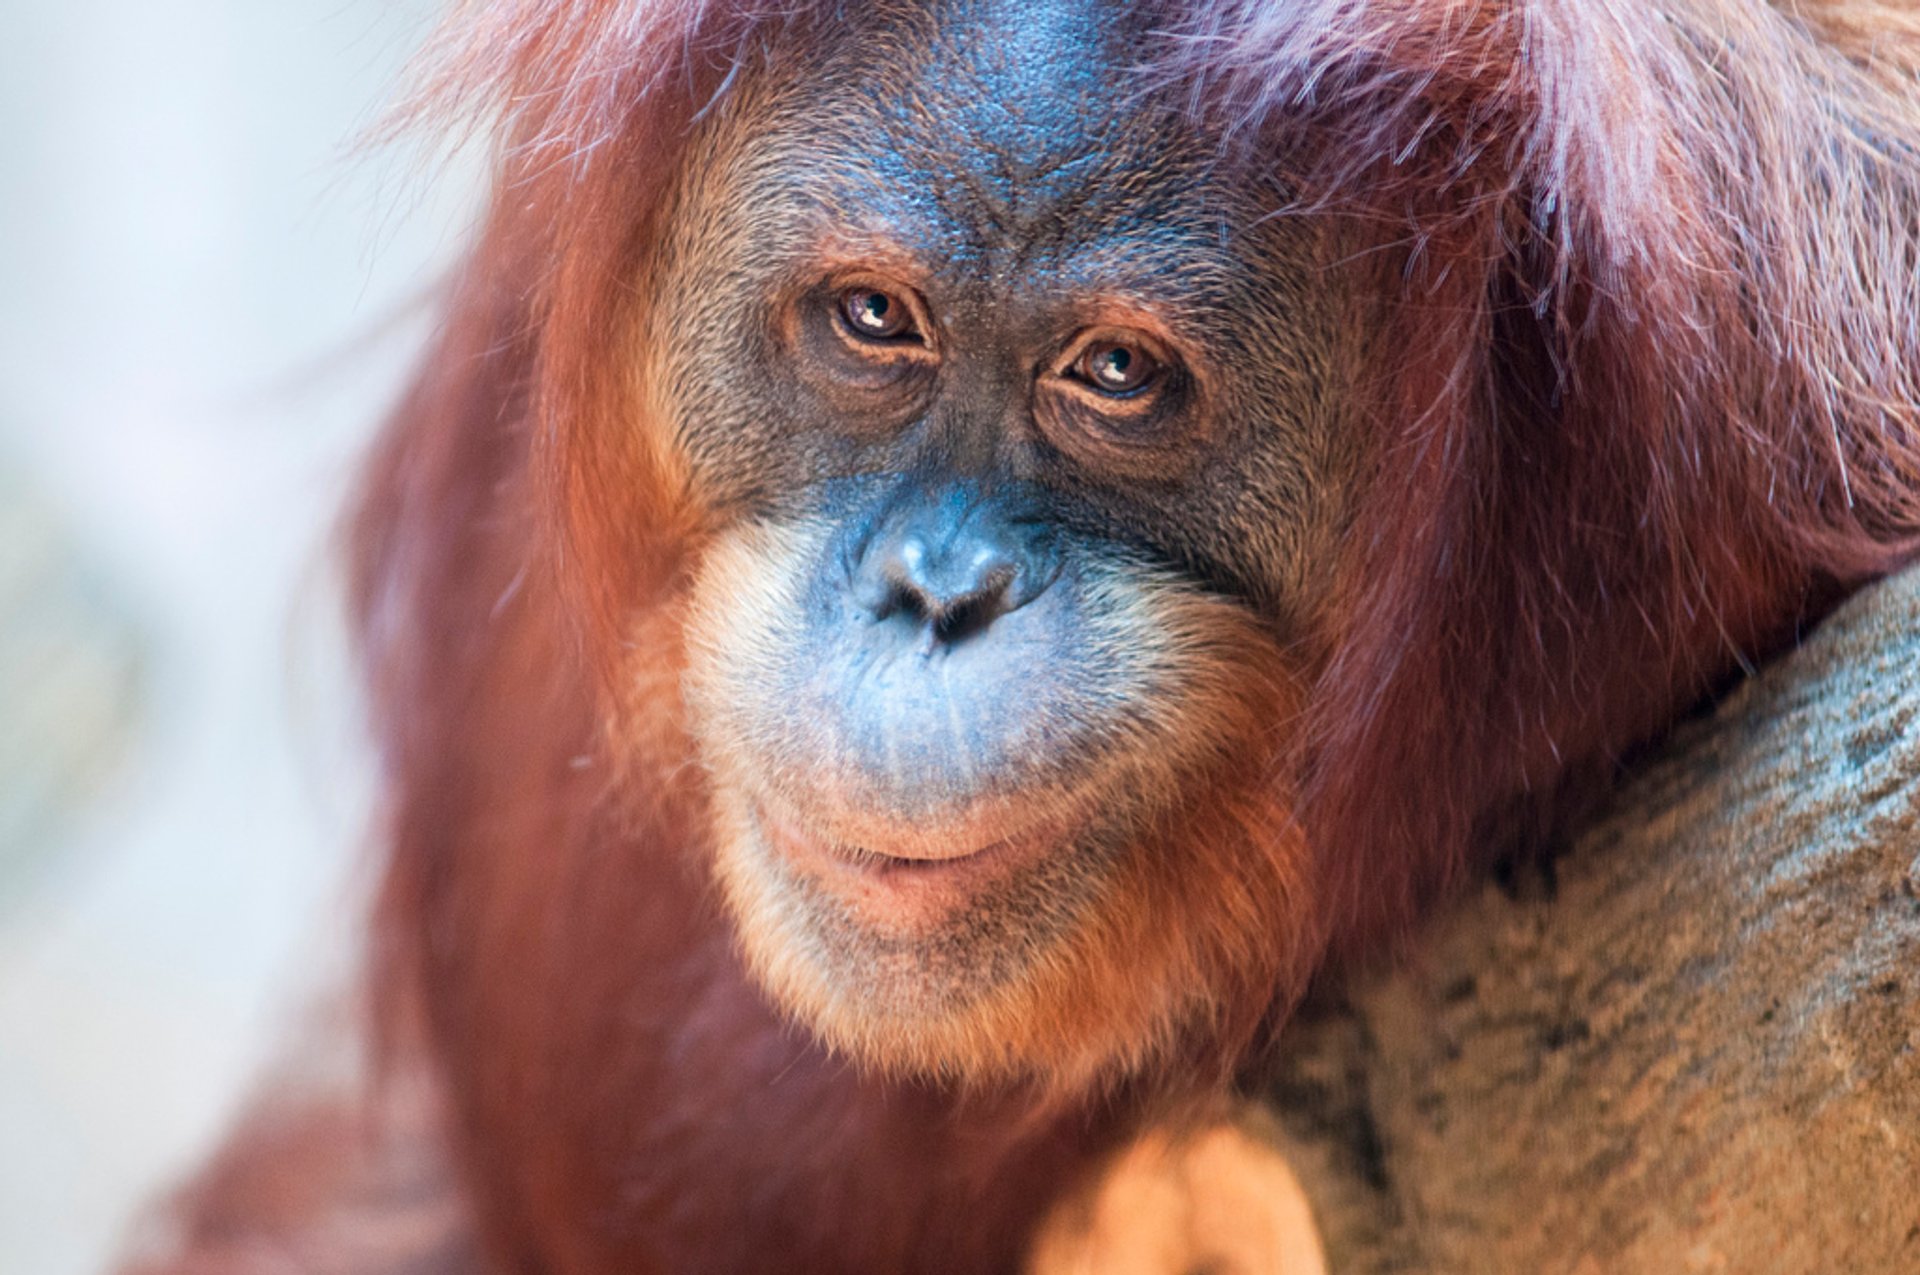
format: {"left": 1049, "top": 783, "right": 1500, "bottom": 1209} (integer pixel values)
{"left": 1265, "top": 566, "right": 1920, "bottom": 1274}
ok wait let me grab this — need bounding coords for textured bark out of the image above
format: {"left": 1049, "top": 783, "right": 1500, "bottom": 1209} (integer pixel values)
{"left": 1265, "top": 566, "right": 1920, "bottom": 1274}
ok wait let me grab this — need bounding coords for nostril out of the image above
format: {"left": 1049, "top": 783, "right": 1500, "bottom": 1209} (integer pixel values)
{"left": 926, "top": 567, "right": 1014, "bottom": 645}
{"left": 883, "top": 576, "right": 930, "bottom": 625}
{"left": 882, "top": 560, "right": 1012, "bottom": 641}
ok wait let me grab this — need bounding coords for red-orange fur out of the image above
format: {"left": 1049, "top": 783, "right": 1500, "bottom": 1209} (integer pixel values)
{"left": 128, "top": 2, "right": 1920, "bottom": 1272}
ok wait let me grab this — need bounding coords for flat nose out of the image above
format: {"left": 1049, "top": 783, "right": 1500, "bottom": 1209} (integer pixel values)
{"left": 851, "top": 491, "right": 1054, "bottom": 645}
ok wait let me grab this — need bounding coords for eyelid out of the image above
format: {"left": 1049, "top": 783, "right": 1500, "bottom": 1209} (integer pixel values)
{"left": 823, "top": 271, "right": 935, "bottom": 350}
{"left": 1051, "top": 326, "right": 1175, "bottom": 393}
{"left": 1072, "top": 342, "right": 1159, "bottom": 396}
{"left": 839, "top": 286, "right": 918, "bottom": 340}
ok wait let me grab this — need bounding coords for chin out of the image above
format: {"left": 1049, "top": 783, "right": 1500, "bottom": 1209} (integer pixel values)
{"left": 705, "top": 782, "right": 1120, "bottom": 1076}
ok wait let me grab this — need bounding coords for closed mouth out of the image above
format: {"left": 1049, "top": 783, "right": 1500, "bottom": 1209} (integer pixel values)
{"left": 752, "top": 798, "right": 1063, "bottom": 923}
{"left": 758, "top": 800, "right": 1026, "bottom": 870}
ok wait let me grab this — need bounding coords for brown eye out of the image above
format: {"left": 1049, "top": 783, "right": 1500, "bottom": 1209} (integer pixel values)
{"left": 838, "top": 287, "right": 918, "bottom": 342}
{"left": 1071, "top": 339, "right": 1160, "bottom": 396}
{"left": 1036, "top": 325, "right": 1196, "bottom": 475}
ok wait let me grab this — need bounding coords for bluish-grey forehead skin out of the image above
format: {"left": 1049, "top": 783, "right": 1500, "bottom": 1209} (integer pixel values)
{"left": 810, "top": 0, "right": 1264, "bottom": 336}
{"left": 859, "top": 1, "right": 1176, "bottom": 245}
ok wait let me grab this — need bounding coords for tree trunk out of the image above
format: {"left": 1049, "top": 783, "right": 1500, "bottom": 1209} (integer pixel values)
{"left": 1264, "top": 567, "right": 1920, "bottom": 1273}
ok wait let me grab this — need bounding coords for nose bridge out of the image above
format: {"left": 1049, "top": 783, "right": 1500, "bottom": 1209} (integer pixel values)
{"left": 905, "top": 488, "right": 1000, "bottom": 594}
{"left": 892, "top": 482, "right": 1005, "bottom": 604}
{"left": 903, "top": 481, "right": 988, "bottom": 557}
{"left": 923, "top": 351, "right": 1027, "bottom": 476}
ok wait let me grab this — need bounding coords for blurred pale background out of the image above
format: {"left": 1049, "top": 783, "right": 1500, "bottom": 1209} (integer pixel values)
{"left": 0, "top": 4, "right": 480, "bottom": 1271}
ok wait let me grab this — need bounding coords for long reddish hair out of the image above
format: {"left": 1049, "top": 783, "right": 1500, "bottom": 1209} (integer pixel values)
{"left": 361, "top": 0, "right": 1920, "bottom": 987}
{"left": 118, "top": 7, "right": 1920, "bottom": 1272}
{"left": 310, "top": 1, "right": 1920, "bottom": 1265}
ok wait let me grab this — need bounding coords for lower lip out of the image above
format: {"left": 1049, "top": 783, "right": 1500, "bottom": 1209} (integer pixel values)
{"left": 759, "top": 805, "right": 1001, "bottom": 870}
{"left": 755, "top": 805, "right": 1047, "bottom": 913}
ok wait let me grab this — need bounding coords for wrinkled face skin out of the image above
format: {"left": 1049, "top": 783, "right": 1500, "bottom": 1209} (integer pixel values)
{"left": 653, "top": 0, "right": 1367, "bottom": 1085}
